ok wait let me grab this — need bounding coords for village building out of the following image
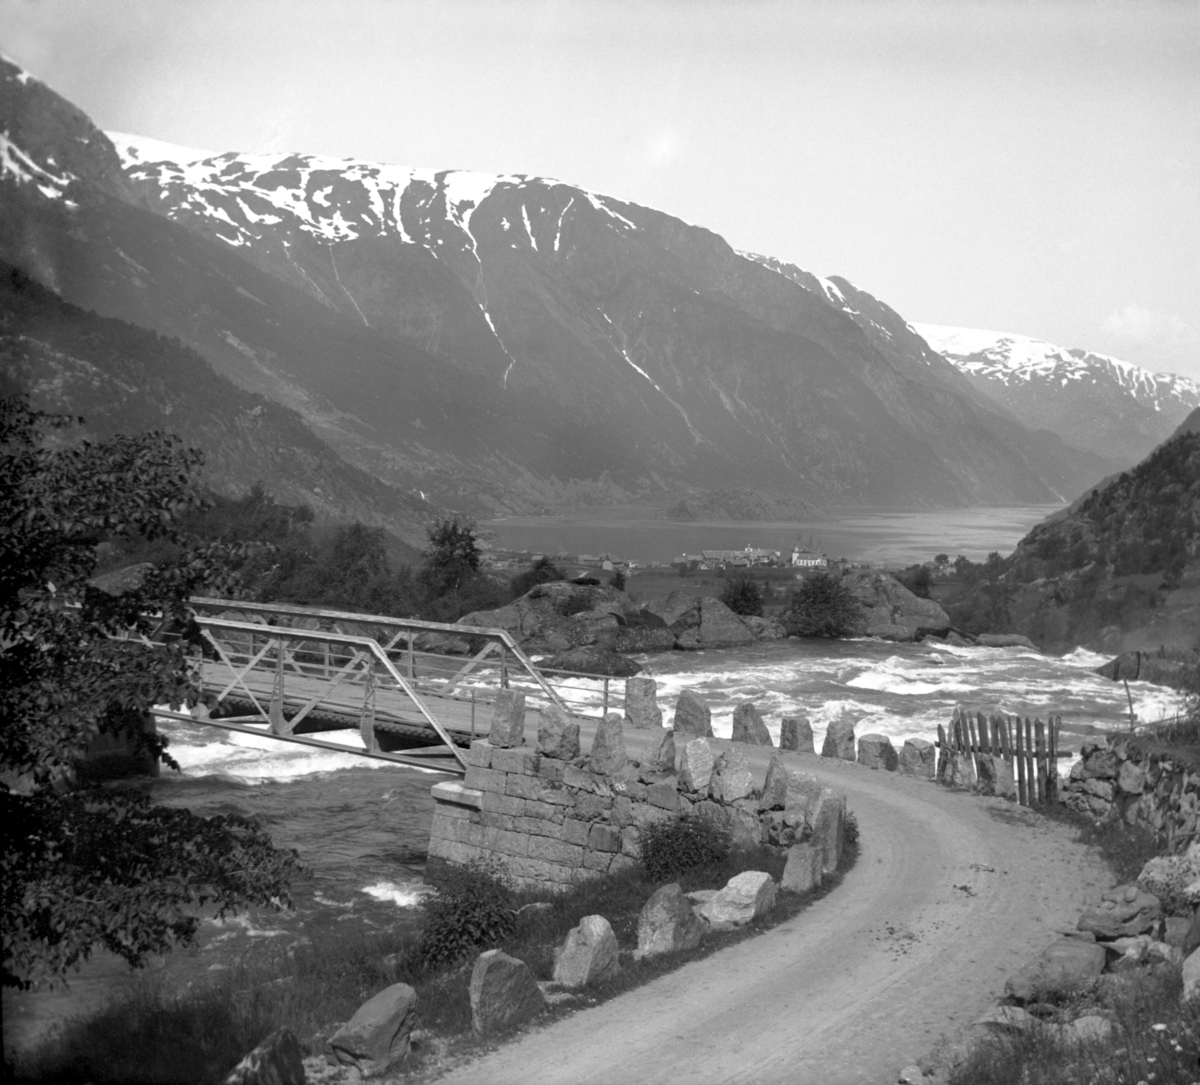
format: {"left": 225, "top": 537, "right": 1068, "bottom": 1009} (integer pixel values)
{"left": 790, "top": 547, "right": 827, "bottom": 568}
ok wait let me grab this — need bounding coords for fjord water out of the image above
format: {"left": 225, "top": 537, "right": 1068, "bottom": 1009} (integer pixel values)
{"left": 5, "top": 636, "right": 1183, "bottom": 1052}
{"left": 481, "top": 504, "right": 1064, "bottom": 565}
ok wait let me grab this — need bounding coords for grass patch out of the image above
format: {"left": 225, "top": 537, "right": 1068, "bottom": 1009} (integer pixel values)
{"left": 12, "top": 836, "right": 859, "bottom": 1084}
{"left": 1037, "top": 801, "right": 1163, "bottom": 885}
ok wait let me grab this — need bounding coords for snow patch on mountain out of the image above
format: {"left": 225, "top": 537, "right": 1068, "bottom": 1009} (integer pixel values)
{"left": 107, "top": 131, "right": 217, "bottom": 165}
{"left": 0, "top": 130, "right": 71, "bottom": 199}
{"left": 915, "top": 324, "right": 1200, "bottom": 407}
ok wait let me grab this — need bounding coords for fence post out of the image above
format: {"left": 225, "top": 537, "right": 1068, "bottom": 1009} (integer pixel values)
{"left": 1014, "top": 715, "right": 1027, "bottom": 806}
{"left": 602, "top": 677, "right": 610, "bottom": 719}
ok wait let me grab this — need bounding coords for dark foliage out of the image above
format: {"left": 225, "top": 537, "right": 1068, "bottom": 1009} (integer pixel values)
{"left": 510, "top": 555, "right": 567, "bottom": 598}
{"left": 720, "top": 573, "right": 764, "bottom": 616}
{"left": 0, "top": 397, "right": 299, "bottom": 988}
{"left": 782, "top": 571, "right": 862, "bottom": 637}
{"left": 418, "top": 860, "right": 516, "bottom": 969}
{"left": 639, "top": 815, "right": 733, "bottom": 880}
{"left": 896, "top": 563, "right": 933, "bottom": 598}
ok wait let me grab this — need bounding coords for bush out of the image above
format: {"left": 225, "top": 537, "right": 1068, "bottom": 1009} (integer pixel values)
{"left": 418, "top": 861, "right": 516, "bottom": 969}
{"left": 782, "top": 571, "right": 862, "bottom": 637}
{"left": 720, "top": 574, "right": 763, "bottom": 617}
{"left": 639, "top": 815, "right": 733, "bottom": 881}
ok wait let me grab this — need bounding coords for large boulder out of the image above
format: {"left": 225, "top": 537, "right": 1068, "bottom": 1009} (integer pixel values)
{"left": 898, "top": 737, "right": 936, "bottom": 778}
{"left": 624, "top": 676, "right": 663, "bottom": 730}
{"left": 759, "top": 754, "right": 822, "bottom": 813}
{"left": 1077, "top": 885, "right": 1162, "bottom": 939}
{"left": 676, "top": 597, "right": 757, "bottom": 650}
{"left": 469, "top": 951, "right": 547, "bottom": 1034}
{"left": 976, "top": 633, "right": 1039, "bottom": 650}
{"left": 695, "top": 871, "right": 778, "bottom": 931}
{"left": 820, "top": 715, "right": 856, "bottom": 761}
{"left": 1095, "top": 647, "right": 1200, "bottom": 691}
{"left": 710, "top": 745, "right": 755, "bottom": 803}
{"left": 843, "top": 570, "right": 950, "bottom": 639}
{"left": 779, "top": 716, "right": 814, "bottom": 754}
{"left": 857, "top": 734, "right": 898, "bottom": 771}
{"left": 552, "top": 915, "right": 620, "bottom": 989}
{"left": 325, "top": 984, "right": 418, "bottom": 1076}
{"left": 461, "top": 582, "right": 640, "bottom": 655}
{"left": 542, "top": 646, "right": 641, "bottom": 677}
{"left": 589, "top": 714, "right": 628, "bottom": 776}
{"left": 672, "top": 689, "right": 713, "bottom": 738}
{"left": 731, "top": 702, "right": 773, "bottom": 746}
{"left": 640, "top": 590, "right": 701, "bottom": 632}
{"left": 225, "top": 1027, "right": 305, "bottom": 1085}
{"left": 635, "top": 882, "right": 705, "bottom": 959}
{"left": 1004, "top": 940, "right": 1106, "bottom": 1003}
{"left": 741, "top": 615, "right": 788, "bottom": 641}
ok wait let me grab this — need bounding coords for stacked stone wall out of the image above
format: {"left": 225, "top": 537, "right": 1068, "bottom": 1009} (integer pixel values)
{"left": 1062, "top": 731, "right": 1200, "bottom": 846}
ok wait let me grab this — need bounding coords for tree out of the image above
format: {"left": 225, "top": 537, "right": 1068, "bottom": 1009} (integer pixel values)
{"left": 610, "top": 567, "right": 627, "bottom": 592}
{"left": 419, "top": 516, "right": 482, "bottom": 598}
{"left": 782, "top": 571, "right": 862, "bottom": 637}
{"left": 1, "top": 398, "right": 299, "bottom": 988}
{"left": 510, "top": 555, "right": 566, "bottom": 598}
{"left": 720, "top": 573, "right": 764, "bottom": 617}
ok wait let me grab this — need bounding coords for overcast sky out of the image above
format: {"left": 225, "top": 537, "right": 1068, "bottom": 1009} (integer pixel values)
{"left": 4, "top": 0, "right": 1198, "bottom": 380}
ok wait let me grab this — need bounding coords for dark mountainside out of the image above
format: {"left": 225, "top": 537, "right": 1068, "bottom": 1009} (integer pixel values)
{"left": 0, "top": 56, "right": 1114, "bottom": 527}
{"left": 943, "top": 429, "right": 1200, "bottom": 653}
{"left": 0, "top": 263, "right": 433, "bottom": 542}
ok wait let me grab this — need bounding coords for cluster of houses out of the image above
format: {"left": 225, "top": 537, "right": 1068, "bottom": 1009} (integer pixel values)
{"left": 676, "top": 545, "right": 829, "bottom": 572}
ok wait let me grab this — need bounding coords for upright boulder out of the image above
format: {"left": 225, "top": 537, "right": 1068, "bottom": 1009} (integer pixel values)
{"left": 489, "top": 690, "right": 526, "bottom": 748}
{"left": 635, "top": 882, "right": 706, "bottom": 959}
{"left": 469, "top": 951, "right": 546, "bottom": 1034}
{"left": 225, "top": 1028, "right": 305, "bottom": 1085}
{"left": 325, "top": 984, "right": 418, "bottom": 1076}
{"left": 779, "top": 716, "right": 814, "bottom": 754}
{"left": 781, "top": 843, "right": 823, "bottom": 895}
{"left": 899, "top": 737, "right": 936, "bottom": 778}
{"left": 809, "top": 788, "right": 846, "bottom": 875}
{"left": 649, "top": 729, "right": 677, "bottom": 773}
{"left": 552, "top": 915, "right": 620, "bottom": 989}
{"left": 977, "top": 754, "right": 1016, "bottom": 799}
{"left": 857, "top": 734, "right": 898, "bottom": 771}
{"left": 759, "top": 754, "right": 822, "bottom": 813}
{"left": 680, "top": 738, "right": 718, "bottom": 794}
{"left": 731, "top": 702, "right": 773, "bottom": 746}
{"left": 673, "top": 690, "right": 713, "bottom": 738}
{"left": 710, "top": 745, "right": 755, "bottom": 803}
{"left": 820, "top": 716, "right": 856, "bottom": 761}
{"left": 537, "top": 704, "right": 581, "bottom": 760}
{"left": 624, "top": 676, "right": 663, "bottom": 730}
{"left": 589, "top": 714, "right": 628, "bottom": 775}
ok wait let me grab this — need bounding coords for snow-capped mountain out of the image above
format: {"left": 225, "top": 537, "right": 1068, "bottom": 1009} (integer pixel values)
{"left": 915, "top": 324, "right": 1200, "bottom": 467}
{"left": 1, "top": 54, "right": 1113, "bottom": 520}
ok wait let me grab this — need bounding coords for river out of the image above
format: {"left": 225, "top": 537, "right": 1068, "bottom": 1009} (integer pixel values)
{"left": 4, "top": 636, "right": 1184, "bottom": 1055}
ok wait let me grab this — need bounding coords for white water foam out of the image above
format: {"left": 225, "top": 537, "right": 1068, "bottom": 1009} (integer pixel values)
{"left": 361, "top": 881, "right": 431, "bottom": 907}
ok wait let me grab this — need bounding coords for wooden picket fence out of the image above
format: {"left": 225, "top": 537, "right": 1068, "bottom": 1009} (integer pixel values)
{"left": 937, "top": 709, "right": 1063, "bottom": 808}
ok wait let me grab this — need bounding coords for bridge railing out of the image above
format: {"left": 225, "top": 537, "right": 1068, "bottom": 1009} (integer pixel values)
{"left": 190, "top": 597, "right": 569, "bottom": 714}
{"left": 195, "top": 616, "right": 468, "bottom": 771}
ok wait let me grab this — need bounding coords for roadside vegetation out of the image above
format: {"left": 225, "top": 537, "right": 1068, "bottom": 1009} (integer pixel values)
{"left": 13, "top": 816, "right": 860, "bottom": 1084}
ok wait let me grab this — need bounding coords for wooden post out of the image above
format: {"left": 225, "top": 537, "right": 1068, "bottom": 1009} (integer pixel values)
{"left": 1034, "top": 719, "right": 1047, "bottom": 805}
{"left": 1024, "top": 718, "right": 1036, "bottom": 804}
{"left": 966, "top": 714, "right": 980, "bottom": 778}
{"left": 1014, "top": 715, "right": 1027, "bottom": 806}
{"left": 937, "top": 722, "right": 948, "bottom": 780}
{"left": 1046, "top": 716, "right": 1059, "bottom": 803}
{"left": 977, "top": 712, "right": 990, "bottom": 755}
{"left": 602, "top": 677, "right": 610, "bottom": 719}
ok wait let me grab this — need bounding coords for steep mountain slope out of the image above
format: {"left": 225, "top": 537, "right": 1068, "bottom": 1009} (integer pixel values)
{"left": 0, "top": 262, "right": 433, "bottom": 541}
{"left": 915, "top": 324, "right": 1200, "bottom": 469}
{"left": 1, "top": 55, "right": 1105, "bottom": 514}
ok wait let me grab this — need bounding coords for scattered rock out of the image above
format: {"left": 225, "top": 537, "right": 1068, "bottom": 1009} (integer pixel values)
{"left": 225, "top": 1027, "right": 306, "bottom": 1085}
{"left": 972, "top": 1006, "right": 1034, "bottom": 1035}
{"left": 624, "top": 676, "right": 663, "bottom": 730}
{"left": 695, "top": 871, "right": 777, "bottom": 931}
{"left": 679, "top": 738, "right": 718, "bottom": 794}
{"left": 937, "top": 747, "right": 975, "bottom": 789}
{"left": 325, "top": 983, "right": 418, "bottom": 1076}
{"left": 488, "top": 690, "right": 526, "bottom": 748}
{"left": 778, "top": 716, "right": 814, "bottom": 754}
{"left": 1076, "top": 884, "right": 1161, "bottom": 939}
{"left": 820, "top": 715, "right": 856, "bottom": 761}
{"left": 731, "top": 702, "right": 772, "bottom": 746}
{"left": 1066, "top": 1015, "right": 1112, "bottom": 1043}
{"left": 537, "top": 704, "right": 581, "bottom": 760}
{"left": 635, "top": 882, "right": 706, "bottom": 959}
{"left": 1004, "top": 940, "right": 1106, "bottom": 1003}
{"left": 552, "top": 914, "right": 620, "bottom": 989}
{"left": 710, "top": 745, "right": 755, "bottom": 803}
{"left": 780, "top": 843, "right": 822, "bottom": 895}
{"left": 976, "top": 633, "right": 1038, "bottom": 650}
{"left": 673, "top": 689, "right": 714, "bottom": 738}
{"left": 898, "top": 737, "right": 936, "bottom": 779}
{"left": 857, "top": 733, "right": 898, "bottom": 771}
{"left": 469, "top": 950, "right": 547, "bottom": 1034}
{"left": 897, "top": 1065, "right": 924, "bottom": 1084}
{"left": 589, "top": 714, "right": 628, "bottom": 775}
{"left": 542, "top": 646, "right": 642, "bottom": 677}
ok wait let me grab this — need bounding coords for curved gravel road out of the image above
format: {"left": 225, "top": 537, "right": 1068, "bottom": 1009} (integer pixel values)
{"left": 434, "top": 746, "right": 1111, "bottom": 1085}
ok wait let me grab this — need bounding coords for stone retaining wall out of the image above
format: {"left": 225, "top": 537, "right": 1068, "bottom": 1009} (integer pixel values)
{"left": 1062, "top": 731, "right": 1200, "bottom": 846}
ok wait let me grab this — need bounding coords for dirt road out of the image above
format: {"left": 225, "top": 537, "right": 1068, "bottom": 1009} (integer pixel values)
{"left": 434, "top": 749, "right": 1111, "bottom": 1085}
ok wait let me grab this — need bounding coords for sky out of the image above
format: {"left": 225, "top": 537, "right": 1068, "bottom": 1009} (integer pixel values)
{"left": 3, "top": 0, "right": 1198, "bottom": 380}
